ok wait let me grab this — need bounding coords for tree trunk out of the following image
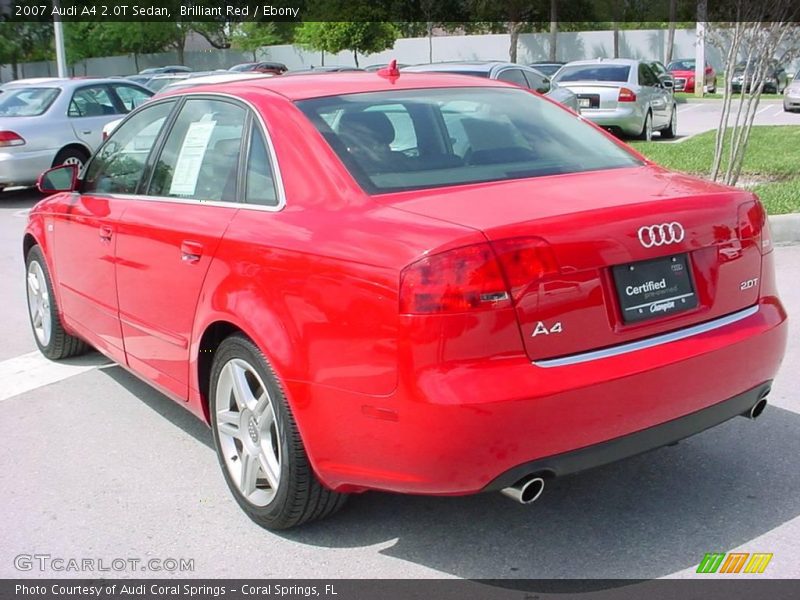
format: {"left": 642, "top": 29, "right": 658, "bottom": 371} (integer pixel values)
{"left": 509, "top": 22, "right": 521, "bottom": 63}
{"left": 11, "top": 58, "right": 18, "bottom": 80}
{"left": 549, "top": 0, "right": 558, "bottom": 61}
{"left": 133, "top": 52, "right": 140, "bottom": 73}
{"left": 427, "top": 21, "right": 433, "bottom": 63}
{"left": 176, "top": 41, "right": 185, "bottom": 66}
{"left": 666, "top": 0, "right": 677, "bottom": 62}
{"left": 612, "top": 24, "right": 620, "bottom": 58}
{"left": 353, "top": 50, "right": 359, "bottom": 68}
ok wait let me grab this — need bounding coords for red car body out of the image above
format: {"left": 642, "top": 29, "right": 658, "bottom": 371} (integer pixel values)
{"left": 24, "top": 74, "right": 785, "bottom": 504}
{"left": 667, "top": 60, "right": 717, "bottom": 93}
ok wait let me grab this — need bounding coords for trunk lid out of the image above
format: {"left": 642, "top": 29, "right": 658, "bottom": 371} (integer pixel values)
{"left": 555, "top": 81, "right": 628, "bottom": 110}
{"left": 382, "top": 165, "right": 763, "bottom": 361}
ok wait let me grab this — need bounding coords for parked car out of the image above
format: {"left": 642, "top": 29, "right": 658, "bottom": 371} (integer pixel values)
{"left": 139, "top": 66, "right": 191, "bottom": 75}
{"left": 101, "top": 72, "right": 277, "bottom": 139}
{"left": 731, "top": 60, "right": 789, "bottom": 94}
{"left": 553, "top": 59, "right": 677, "bottom": 139}
{"left": 285, "top": 66, "right": 364, "bottom": 74}
{"left": 229, "top": 62, "right": 288, "bottom": 75}
{"left": 0, "top": 78, "right": 153, "bottom": 191}
{"left": 784, "top": 71, "right": 800, "bottom": 112}
{"left": 402, "top": 61, "right": 579, "bottom": 112}
{"left": 25, "top": 71, "right": 785, "bottom": 528}
{"left": 529, "top": 61, "right": 566, "bottom": 77}
{"left": 666, "top": 59, "right": 717, "bottom": 93}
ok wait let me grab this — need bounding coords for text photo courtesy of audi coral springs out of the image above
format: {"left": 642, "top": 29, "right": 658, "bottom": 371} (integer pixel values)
{"left": 25, "top": 66, "right": 786, "bottom": 529}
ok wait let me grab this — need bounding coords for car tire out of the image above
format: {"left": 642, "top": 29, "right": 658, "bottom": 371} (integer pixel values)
{"left": 210, "top": 334, "right": 348, "bottom": 530}
{"left": 52, "top": 147, "right": 89, "bottom": 172}
{"left": 661, "top": 106, "right": 678, "bottom": 139}
{"left": 708, "top": 81, "right": 716, "bottom": 94}
{"left": 25, "top": 245, "right": 90, "bottom": 360}
{"left": 636, "top": 111, "right": 653, "bottom": 141}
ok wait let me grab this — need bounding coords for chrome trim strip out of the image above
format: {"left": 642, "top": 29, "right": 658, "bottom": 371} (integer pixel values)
{"left": 533, "top": 305, "right": 759, "bottom": 368}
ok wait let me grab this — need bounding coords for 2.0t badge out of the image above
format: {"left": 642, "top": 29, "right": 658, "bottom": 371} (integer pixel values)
{"left": 638, "top": 222, "right": 685, "bottom": 248}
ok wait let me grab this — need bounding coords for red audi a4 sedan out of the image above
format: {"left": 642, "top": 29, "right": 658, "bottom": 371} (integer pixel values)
{"left": 24, "top": 68, "right": 786, "bottom": 529}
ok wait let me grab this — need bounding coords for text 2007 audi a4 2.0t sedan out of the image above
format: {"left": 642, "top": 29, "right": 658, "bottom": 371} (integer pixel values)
{"left": 24, "top": 66, "right": 786, "bottom": 529}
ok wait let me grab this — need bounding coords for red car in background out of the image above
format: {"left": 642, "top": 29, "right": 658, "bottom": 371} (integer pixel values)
{"left": 24, "top": 69, "right": 786, "bottom": 529}
{"left": 667, "top": 58, "right": 717, "bottom": 93}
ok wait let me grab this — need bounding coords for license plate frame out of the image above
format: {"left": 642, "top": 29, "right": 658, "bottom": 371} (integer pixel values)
{"left": 612, "top": 254, "right": 698, "bottom": 324}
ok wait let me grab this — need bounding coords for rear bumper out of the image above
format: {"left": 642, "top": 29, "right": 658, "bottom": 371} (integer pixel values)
{"left": 580, "top": 106, "right": 643, "bottom": 135}
{"left": 0, "top": 148, "right": 54, "bottom": 187}
{"left": 484, "top": 380, "right": 771, "bottom": 490}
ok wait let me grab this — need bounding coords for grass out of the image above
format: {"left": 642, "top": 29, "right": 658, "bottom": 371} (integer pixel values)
{"left": 628, "top": 126, "right": 800, "bottom": 215}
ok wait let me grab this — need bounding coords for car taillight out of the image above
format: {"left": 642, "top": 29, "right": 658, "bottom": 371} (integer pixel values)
{"left": 490, "top": 237, "right": 559, "bottom": 301}
{"left": 738, "top": 199, "right": 772, "bottom": 255}
{"left": 618, "top": 87, "right": 636, "bottom": 102}
{"left": 0, "top": 131, "right": 25, "bottom": 147}
{"left": 399, "top": 238, "right": 559, "bottom": 314}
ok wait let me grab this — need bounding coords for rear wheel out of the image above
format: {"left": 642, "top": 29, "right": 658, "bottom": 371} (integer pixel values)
{"left": 52, "top": 147, "right": 89, "bottom": 172}
{"left": 708, "top": 80, "right": 716, "bottom": 94}
{"left": 25, "top": 246, "right": 89, "bottom": 359}
{"left": 661, "top": 105, "right": 678, "bottom": 139}
{"left": 210, "top": 334, "right": 347, "bottom": 530}
{"left": 637, "top": 111, "right": 653, "bottom": 141}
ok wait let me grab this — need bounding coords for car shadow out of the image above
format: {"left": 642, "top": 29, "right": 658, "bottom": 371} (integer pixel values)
{"left": 99, "top": 364, "right": 800, "bottom": 580}
{"left": 0, "top": 187, "right": 43, "bottom": 209}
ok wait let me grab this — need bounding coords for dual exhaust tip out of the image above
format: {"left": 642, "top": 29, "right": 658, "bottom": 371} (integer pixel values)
{"left": 501, "top": 395, "right": 769, "bottom": 505}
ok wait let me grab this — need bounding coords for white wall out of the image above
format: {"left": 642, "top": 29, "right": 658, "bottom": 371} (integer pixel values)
{"left": 2, "top": 28, "right": 797, "bottom": 83}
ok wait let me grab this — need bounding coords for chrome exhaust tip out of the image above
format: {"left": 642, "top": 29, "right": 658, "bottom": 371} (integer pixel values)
{"left": 746, "top": 397, "right": 768, "bottom": 420}
{"left": 500, "top": 476, "right": 545, "bottom": 505}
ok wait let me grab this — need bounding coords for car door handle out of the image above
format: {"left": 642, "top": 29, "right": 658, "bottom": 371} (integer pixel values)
{"left": 82, "top": 130, "right": 93, "bottom": 135}
{"left": 99, "top": 225, "right": 113, "bottom": 242}
{"left": 181, "top": 241, "right": 203, "bottom": 263}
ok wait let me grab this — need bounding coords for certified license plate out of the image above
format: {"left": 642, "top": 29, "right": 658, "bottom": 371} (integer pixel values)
{"left": 579, "top": 98, "right": 591, "bottom": 108}
{"left": 612, "top": 254, "right": 698, "bottom": 323}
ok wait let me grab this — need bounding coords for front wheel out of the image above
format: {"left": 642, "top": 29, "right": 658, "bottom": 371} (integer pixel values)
{"left": 210, "top": 334, "right": 347, "bottom": 530}
{"left": 52, "top": 147, "right": 89, "bottom": 172}
{"left": 26, "top": 246, "right": 89, "bottom": 359}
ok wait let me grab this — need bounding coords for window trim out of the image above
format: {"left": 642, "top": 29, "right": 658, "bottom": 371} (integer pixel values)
{"left": 78, "top": 92, "right": 287, "bottom": 213}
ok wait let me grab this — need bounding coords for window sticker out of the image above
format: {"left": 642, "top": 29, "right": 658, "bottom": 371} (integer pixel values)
{"left": 169, "top": 119, "right": 216, "bottom": 196}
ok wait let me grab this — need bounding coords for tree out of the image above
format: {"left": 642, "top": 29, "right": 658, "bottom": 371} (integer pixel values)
{"left": 665, "top": 0, "right": 678, "bottom": 62}
{"left": 0, "top": 22, "right": 53, "bottom": 79}
{"left": 705, "top": 1, "right": 800, "bottom": 185}
{"left": 549, "top": 0, "right": 558, "bottom": 61}
{"left": 295, "top": 22, "right": 397, "bottom": 67}
{"left": 232, "top": 23, "right": 281, "bottom": 61}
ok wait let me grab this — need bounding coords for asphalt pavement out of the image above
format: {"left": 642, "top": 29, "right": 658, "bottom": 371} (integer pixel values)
{"left": 1, "top": 186, "right": 798, "bottom": 580}
{"left": 672, "top": 99, "right": 798, "bottom": 141}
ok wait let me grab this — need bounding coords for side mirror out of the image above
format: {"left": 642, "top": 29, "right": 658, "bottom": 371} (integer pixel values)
{"left": 539, "top": 77, "right": 551, "bottom": 93}
{"left": 37, "top": 164, "right": 78, "bottom": 194}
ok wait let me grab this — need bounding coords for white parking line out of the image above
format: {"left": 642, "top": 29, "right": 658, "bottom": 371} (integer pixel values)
{"left": 677, "top": 104, "right": 704, "bottom": 112}
{"left": 0, "top": 351, "right": 110, "bottom": 402}
{"left": 756, "top": 104, "right": 774, "bottom": 116}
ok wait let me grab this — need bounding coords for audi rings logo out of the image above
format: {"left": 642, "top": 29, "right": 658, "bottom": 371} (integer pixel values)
{"left": 637, "top": 222, "right": 685, "bottom": 248}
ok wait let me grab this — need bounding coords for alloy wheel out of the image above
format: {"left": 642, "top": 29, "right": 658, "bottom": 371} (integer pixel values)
{"left": 215, "top": 358, "right": 282, "bottom": 506}
{"left": 27, "top": 260, "right": 52, "bottom": 347}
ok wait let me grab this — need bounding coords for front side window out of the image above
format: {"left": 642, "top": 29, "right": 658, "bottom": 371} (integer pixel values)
{"left": 148, "top": 98, "right": 246, "bottom": 202}
{"left": 0, "top": 87, "right": 60, "bottom": 117}
{"left": 83, "top": 101, "right": 175, "bottom": 195}
{"left": 113, "top": 84, "right": 153, "bottom": 112}
{"left": 69, "top": 86, "right": 118, "bottom": 117}
{"left": 298, "top": 87, "right": 641, "bottom": 194}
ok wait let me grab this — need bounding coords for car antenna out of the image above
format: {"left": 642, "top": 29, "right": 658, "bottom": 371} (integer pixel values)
{"left": 377, "top": 59, "right": 400, "bottom": 82}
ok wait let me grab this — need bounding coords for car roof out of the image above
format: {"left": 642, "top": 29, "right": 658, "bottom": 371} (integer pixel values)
{"left": 561, "top": 58, "right": 641, "bottom": 67}
{"left": 165, "top": 71, "right": 513, "bottom": 101}
{"left": 1, "top": 77, "right": 142, "bottom": 91}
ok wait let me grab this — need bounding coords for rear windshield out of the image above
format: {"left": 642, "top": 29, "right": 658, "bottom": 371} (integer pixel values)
{"left": 0, "top": 87, "right": 60, "bottom": 117}
{"left": 667, "top": 60, "right": 695, "bottom": 71}
{"left": 554, "top": 65, "right": 631, "bottom": 82}
{"left": 297, "top": 87, "right": 641, "bottom": 194}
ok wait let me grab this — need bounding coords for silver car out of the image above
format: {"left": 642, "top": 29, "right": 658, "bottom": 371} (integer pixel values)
{"left": 784, "top": 72, "right": 800, "bottom": 112}
{"left": 0, "top": 78, "right": 153, "bottom": 191}
{"left": 402, "top": 61, "right": 580, "bottom": 112}
{"left": 553, "top": 59, "right": 677, "bottom": 140}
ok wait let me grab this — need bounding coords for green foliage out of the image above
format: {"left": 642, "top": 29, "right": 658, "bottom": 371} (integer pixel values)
{"left": 232, "top": 22, "right": 282, "bottom": 59}
{"left": 0, "top": 22, "right": 53, "bottom": 67}
{"left": 295, "top": 22, "right": 398, "bottom": 66}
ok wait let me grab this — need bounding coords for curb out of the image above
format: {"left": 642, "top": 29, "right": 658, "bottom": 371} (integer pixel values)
{"left": 769, "top": 214, "right": 800, "bottom": 244}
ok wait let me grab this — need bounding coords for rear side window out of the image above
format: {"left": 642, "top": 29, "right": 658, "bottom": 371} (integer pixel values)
{"left": 69, "top": 86, "right": 117, "bottom": 117}
{"left": 496, "top": 69, "right": 528, "bottom": 87}
{"left": 83, "top": 101, "right": 175, "bottom": 195}
{"left": 555, "top": 65, "right": 631, "bottom": 83}
{"left": 244, "top": 124, "right": 278, "bottom": 206}
{"left": 148, "top": 98, "right": 246, "bottom": 202}
{"left": 298, "top": 87, "right": 641, "bottom": 194}
{"left": 113, "top": 84, "right": 152, "bottom": 112}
